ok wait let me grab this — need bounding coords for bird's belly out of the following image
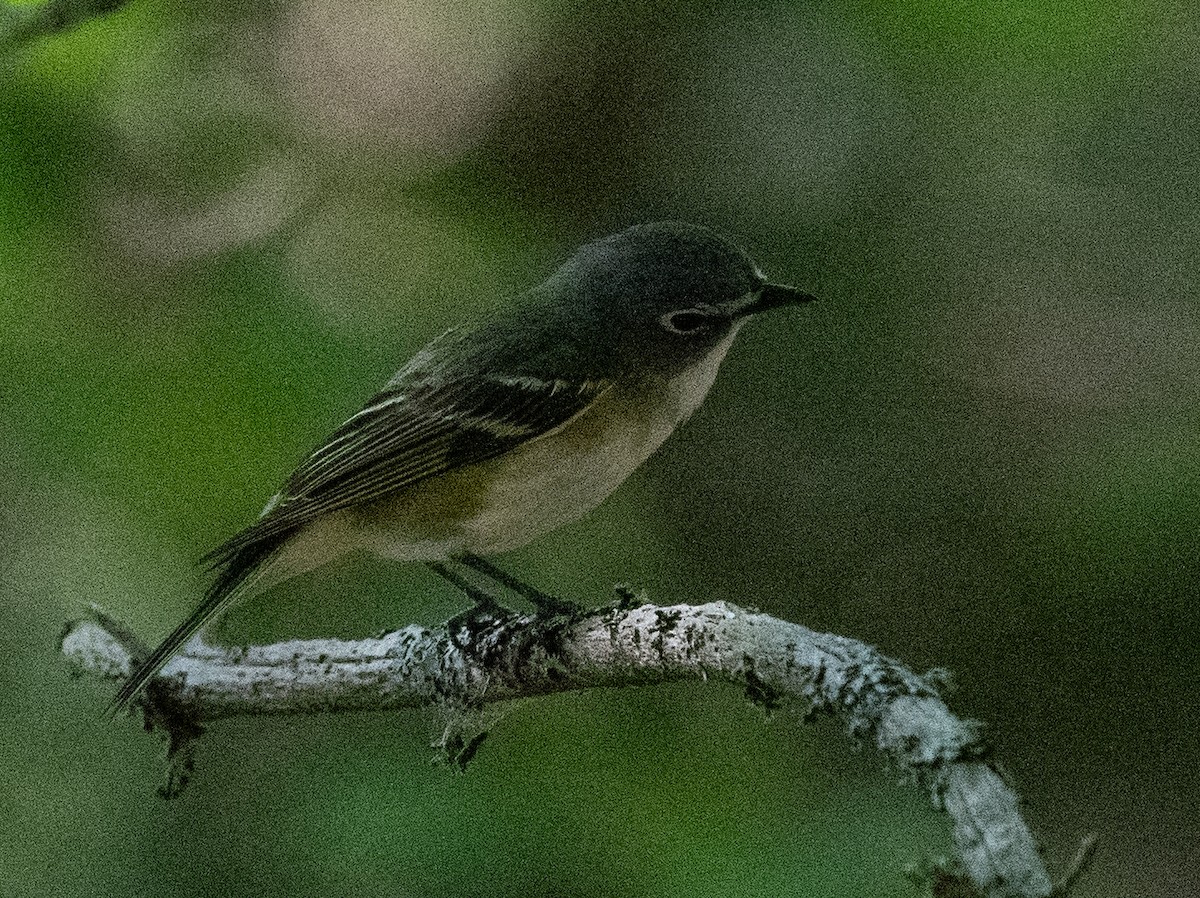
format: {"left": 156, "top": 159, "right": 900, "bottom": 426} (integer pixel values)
{"left": 357, "top": 389, "right": 704, "bottom": 560}
{"left": 456, "top": 392, "right": 675, "bottom": 552}
{"left": 357, "top": 328, "right": 740, "bottom": 560}
{"left": 356, "top": 392, "right": 666, "bottom": 558}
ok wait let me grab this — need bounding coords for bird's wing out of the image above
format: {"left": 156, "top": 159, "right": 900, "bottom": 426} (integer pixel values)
{"left": 204, "top": 356, "right": 612, "bottom": 565}
{"left": 112, "top": 338, "right": 613, "bottom": 714}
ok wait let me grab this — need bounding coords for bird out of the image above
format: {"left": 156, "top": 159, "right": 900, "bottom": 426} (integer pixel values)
{"left": 110, "top": 221, "right": 815, "bottom": 712}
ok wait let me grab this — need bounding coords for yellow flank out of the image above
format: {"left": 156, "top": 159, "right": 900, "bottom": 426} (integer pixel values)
{"left": 283, "top": 324, "right": 744, "bottom": 566}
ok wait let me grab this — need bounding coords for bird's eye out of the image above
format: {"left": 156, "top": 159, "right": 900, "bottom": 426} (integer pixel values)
{"left": 660, "top": 309, "right": 709, "bottom": 335}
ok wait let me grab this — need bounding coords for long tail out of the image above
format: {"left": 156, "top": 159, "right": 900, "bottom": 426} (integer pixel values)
{"left": 107, "top": 534, "right": 289, "bottom": 715}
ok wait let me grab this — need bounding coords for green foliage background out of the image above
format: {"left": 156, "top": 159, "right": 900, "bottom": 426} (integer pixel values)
{"left": 2, "top": 1, "right": 1197, "bottom": 895}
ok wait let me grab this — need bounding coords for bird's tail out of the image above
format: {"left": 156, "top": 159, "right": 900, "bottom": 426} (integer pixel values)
{"left": 107, "top": 535, "right": 288, "bottom": 715}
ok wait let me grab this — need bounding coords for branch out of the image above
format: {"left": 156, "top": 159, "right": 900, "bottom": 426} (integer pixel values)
{"left": 63, "top": 598, "right": 1071, "bottom": 898}
{"left": 0, "top": 0, "right": 129, "bottom": 51}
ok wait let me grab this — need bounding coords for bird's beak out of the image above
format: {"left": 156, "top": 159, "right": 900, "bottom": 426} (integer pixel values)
{"left": 726, "top": 283, "right": 817, "bottom": 319}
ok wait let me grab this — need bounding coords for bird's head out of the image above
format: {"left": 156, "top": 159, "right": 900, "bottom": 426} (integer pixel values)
{"left": 537, "top": 222, "right": 815, "bottom": 380}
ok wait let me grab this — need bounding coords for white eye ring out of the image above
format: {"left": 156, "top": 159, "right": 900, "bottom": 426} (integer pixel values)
{"left": 660, "top": 309, "right": 709, "bottom": 334}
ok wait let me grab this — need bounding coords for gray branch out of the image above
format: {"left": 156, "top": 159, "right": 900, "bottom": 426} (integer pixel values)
{"left": 62, "top": 598, "right": 1070, "bottom": 898}
{"left": 1, "top": 0, "right": 129, "bottom": 51}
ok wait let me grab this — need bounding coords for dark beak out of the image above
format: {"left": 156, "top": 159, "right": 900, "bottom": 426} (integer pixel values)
{"left": 729, "top": 283, "right": 817, "bottom": 318}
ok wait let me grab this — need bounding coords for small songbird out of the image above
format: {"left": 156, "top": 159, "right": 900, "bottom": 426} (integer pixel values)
{"left": 111, "top": 221, "right": 815, "bottom": 711}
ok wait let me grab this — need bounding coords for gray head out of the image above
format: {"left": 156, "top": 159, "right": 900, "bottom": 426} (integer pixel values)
{"left": 508, "top": 222, "right": 814, "bottom": 381}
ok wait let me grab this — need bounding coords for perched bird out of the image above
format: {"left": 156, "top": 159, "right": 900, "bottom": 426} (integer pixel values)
{"left": 111, "top": 221, "right": 814, "bottom": 712}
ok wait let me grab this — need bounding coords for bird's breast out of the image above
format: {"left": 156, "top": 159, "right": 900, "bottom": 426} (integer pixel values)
{"left": 362, "top": 327, "right": 742, "bottom": 558}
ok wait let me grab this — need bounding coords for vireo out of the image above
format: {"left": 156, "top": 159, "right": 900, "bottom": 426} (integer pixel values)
{"left": 112, "top": 221, "right": 815, "bottom": 712}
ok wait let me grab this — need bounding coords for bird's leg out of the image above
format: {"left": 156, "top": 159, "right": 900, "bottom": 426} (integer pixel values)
{"left": 427, "top": 561, "right": 501, "bottom": 609}
{"left": 457, "top": 552, "right": 575, "bottom": 615}
{"left": 428, "top": 561, "right": 509, "bottom": 636}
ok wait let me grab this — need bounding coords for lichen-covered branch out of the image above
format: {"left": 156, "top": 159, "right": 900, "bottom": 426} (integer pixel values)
{"left": 0, "top": 0, "right": 128, "bottom": 51}
{"left": 63, "top": 599, "right": 1062, "bottom": 898}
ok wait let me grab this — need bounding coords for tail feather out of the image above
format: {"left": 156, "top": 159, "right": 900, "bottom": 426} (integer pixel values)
{"left": 108, "top": 533, "right": 290, "bottom": 715}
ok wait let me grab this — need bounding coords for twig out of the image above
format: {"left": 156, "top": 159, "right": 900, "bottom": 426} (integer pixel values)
{"left": 63, "top": 598, "right": 1072, "bottom": 898}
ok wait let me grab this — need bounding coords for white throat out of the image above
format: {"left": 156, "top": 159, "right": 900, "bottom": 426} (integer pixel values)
{"left": 662, "top": 322, "right": 745, "bottom": 425}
